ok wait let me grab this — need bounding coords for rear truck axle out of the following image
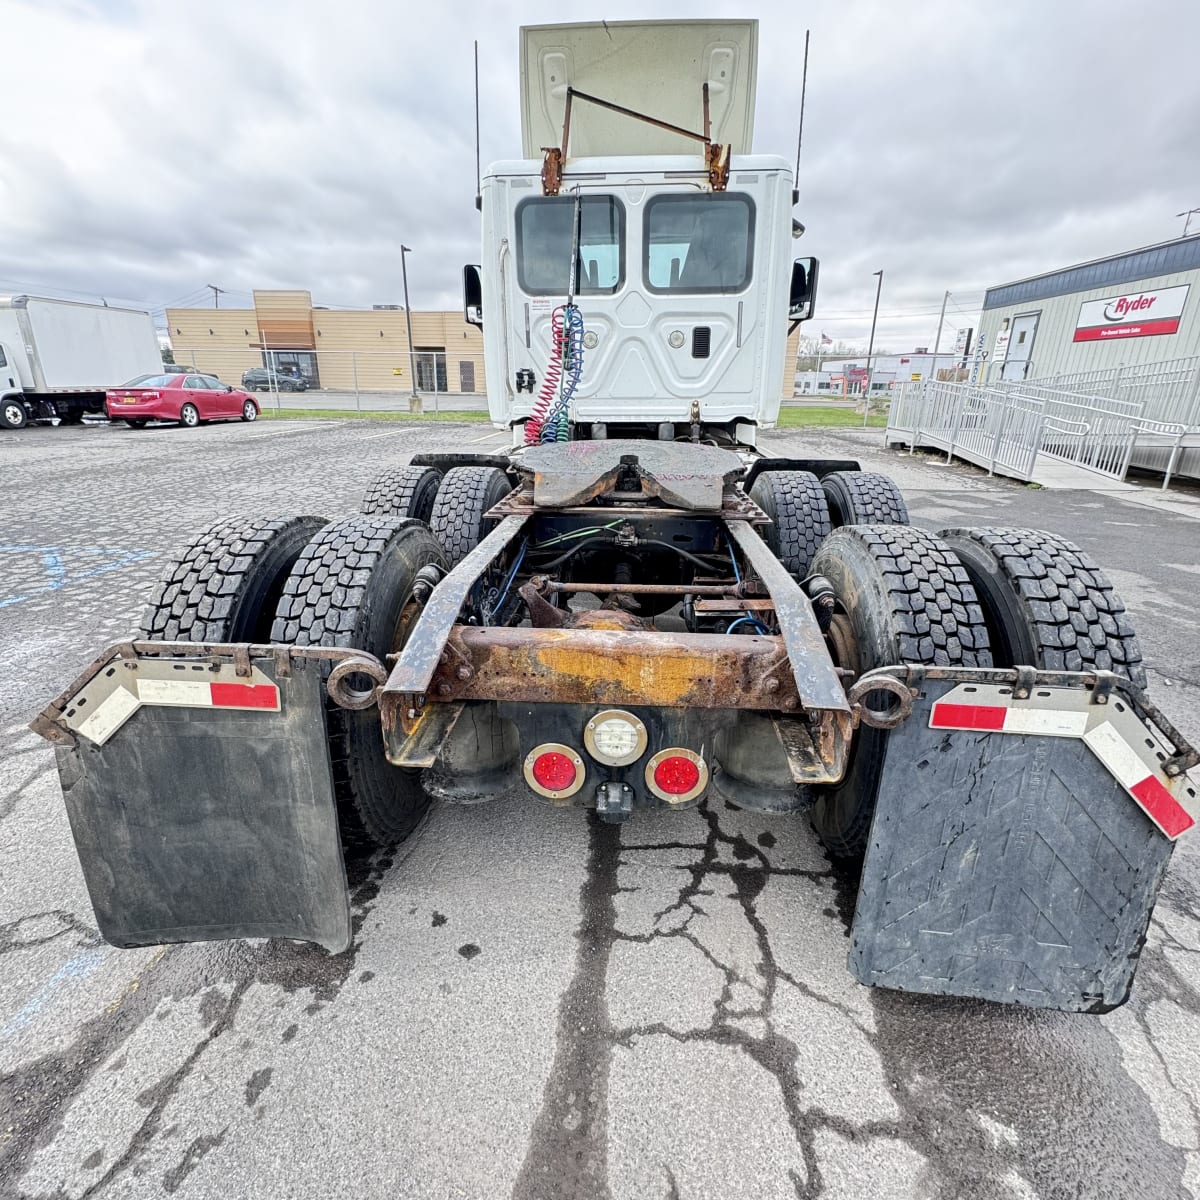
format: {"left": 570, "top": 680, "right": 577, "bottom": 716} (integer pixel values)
{"left": 29, "top": 441, "right": 1200, "bottom": 1013}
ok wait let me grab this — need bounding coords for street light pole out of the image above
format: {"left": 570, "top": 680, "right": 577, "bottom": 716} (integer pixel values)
{"left": 400, "top": 244, "right": 421, "bottom": 413}
{"left": 864, "top": 269, "right": 883, "bottom": 426}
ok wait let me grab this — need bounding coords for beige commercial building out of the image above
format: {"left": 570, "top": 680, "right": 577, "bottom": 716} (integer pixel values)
{"left": 167, "top": 290, "right": 486, "bottom": 395}
{"left": 168, "top": 288, "right": 802, "bottom": 401}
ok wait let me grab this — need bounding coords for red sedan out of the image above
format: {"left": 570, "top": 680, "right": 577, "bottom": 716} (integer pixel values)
{"left": 106, "top": 373, "right": 260, "bottom": 428}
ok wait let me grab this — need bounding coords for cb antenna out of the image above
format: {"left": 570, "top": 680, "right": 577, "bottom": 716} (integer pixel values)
{"left": 793, "top": 29, "right": 810, "bottom": 196}
{"left": 474, "top": 40, "right": 482, "bottom": 210}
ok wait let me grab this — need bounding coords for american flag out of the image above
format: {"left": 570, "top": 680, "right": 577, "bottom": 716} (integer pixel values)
{"left": 820, "top": 332, "right": 833, "bottom": 345}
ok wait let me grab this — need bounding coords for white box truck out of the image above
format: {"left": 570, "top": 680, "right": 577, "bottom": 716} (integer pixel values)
{"left": 0, "top": 295, "right": 164, "bottom": 429}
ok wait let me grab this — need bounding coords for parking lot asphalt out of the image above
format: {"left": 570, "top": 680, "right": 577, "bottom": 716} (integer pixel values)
{"left": 2, "top": 417, "right": 1199, "bottom": 1200}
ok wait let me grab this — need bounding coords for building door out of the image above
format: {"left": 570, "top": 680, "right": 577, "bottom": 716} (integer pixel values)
{"left": 1001, "top": 313, "right": 1039, "bottom": 382}
{"left": 415, "top": 348, "right": 447, "bottom": 392}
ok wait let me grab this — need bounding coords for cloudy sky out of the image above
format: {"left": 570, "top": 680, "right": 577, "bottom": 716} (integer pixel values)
{"left": 3, "top": 0, "right": 1199, "bottom": 350}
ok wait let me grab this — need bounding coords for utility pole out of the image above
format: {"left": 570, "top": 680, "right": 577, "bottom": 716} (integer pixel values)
{"left": 207, "top": 284, "right": 224, "bottom": 309}
{"left": 1177, "top": 207, "right": 1200, "bottom": 238}
{"left": 931, "top": 288, "right": 949, "bottom": 375}
{"left": 863, "top": 269, "right": 883, "bottom": 426}
{"left": 400, "top": 246, "right": 421, "bottom": 413}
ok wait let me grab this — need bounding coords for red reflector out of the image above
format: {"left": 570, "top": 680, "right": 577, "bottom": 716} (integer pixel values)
{"left": 532, "top": 751, "right": 577, "bottom": 792}
{"left": 210, "top": 682, "right": 278, "bottom": 709}
{"left": 930, "top": 702, "right": 1007, "bottom": 731}
{"left": 1131, "top": 775, "right": 1195, "bottom": 840}
{"left": 653, "top": 755, "right": 701, "bottom": 795}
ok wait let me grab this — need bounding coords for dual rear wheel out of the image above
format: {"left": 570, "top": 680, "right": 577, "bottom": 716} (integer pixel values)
{"left": 809, "top": 524, "right": 1145, "bottom": 859}
{"left": 141, "top": 512, "right": 447, "bottom": 852}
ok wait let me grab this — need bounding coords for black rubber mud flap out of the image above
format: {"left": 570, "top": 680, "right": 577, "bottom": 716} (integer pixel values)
{"left": 54, "top": 656, "right": 351, "bottom": 953}
{"left": 849, "top": 678, "right": 1178, "bottom": 1012}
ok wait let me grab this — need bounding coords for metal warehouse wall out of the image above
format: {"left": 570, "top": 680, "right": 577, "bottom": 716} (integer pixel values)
{"left": 977, "top": 241, "right": 1200, "bottom": 383}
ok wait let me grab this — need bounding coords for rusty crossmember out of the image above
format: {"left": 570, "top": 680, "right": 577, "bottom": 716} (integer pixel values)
{"left": 415, "top": 625, "right": 803, "bottom": 711}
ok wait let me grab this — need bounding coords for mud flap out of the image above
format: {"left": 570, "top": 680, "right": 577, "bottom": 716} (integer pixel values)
{"left": 49, "top": 653, "right": 351, "bottom": 952}
{"left": 849, "top": 674, "right": 1195, "bottom": 1012}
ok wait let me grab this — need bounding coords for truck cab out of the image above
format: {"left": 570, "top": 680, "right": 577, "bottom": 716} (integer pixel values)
{"left": 466, "top": 21, "right": 817, "bottom": 448}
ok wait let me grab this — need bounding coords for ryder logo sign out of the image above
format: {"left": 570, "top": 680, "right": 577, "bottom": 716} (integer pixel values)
{"left": 1074, "top": 284, "right": 1189, "bottom": 342}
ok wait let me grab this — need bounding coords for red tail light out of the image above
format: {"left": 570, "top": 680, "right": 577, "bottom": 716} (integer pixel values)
{"left": 645, "top": 748, "right": 709, "bottom": 804}
{"left": 523, "top": 743, "right": 585, "bottom": 800}
{"left": 533, "top": 751, "right": 576, "bottom": 791}
{"left": 654, "top": 756, "right": 700, "bottom": 794}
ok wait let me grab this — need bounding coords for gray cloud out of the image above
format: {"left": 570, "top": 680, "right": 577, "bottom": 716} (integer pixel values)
{"left": 4, "top": 0, "right": 1198, "bottom": 351}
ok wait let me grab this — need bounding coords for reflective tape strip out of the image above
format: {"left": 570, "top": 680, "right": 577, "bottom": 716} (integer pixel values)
{"left": 1084, "top": 723, "right": 1195, "bottom": 840}
{"left": 137, "top": 679, "right": 212, "bottom": 706}
{"left": 930, "top": 702, "right": 1087, "bottom": 737}
{"left": 136, "top": 678, "right": 279, "bottom": 711}
{"left": 210, "top": 682, "right": 278, "bottom": 709}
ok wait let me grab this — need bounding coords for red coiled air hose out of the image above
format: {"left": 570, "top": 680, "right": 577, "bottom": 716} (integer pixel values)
{"left": 524, "top": 306, "right": 566, "bottom": 445}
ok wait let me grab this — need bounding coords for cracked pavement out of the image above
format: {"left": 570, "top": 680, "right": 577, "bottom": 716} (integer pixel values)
{"left": 2, "top": 417, "right": 1199, "bottom": 1199}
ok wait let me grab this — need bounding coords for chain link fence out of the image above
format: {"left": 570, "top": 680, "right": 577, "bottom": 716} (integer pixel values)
{"left": 168, "top": 347, "right": 489, "bottom": 413}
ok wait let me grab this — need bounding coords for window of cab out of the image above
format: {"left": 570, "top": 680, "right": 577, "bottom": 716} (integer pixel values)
{"left": 516, "top": 196, "right": 625, "bottom": 296}
{"left": 644, "top": 193, "right": 755, "bottom": 294}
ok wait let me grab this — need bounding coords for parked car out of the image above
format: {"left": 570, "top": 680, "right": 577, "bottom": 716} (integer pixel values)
{"left": 241, "top": 367, "right": 308, "bottom": 392}
{"left": 106, "top": 373, "right": 260, "bottom": 428}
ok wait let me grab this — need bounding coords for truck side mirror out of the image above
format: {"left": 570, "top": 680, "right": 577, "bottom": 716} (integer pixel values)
{"left": 789, "top": 257, "right": 819, "bottom": 322}
{"left": 463, "top": 264, "right": 483, "bottom": 328}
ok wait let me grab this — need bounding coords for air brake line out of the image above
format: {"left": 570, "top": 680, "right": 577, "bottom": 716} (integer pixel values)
{"left": 524, "top": 189, "right": 586, "bottom": 444}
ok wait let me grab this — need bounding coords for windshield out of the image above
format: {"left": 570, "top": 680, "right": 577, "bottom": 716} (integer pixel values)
{"left": 516, "top": 196, "right": 624, "bottom": 295}
{"left": 644, "top": 194, "right": 754, "bottom": 293}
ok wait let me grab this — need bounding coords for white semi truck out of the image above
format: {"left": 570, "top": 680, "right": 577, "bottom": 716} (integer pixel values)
{"left": 32, "top": 19, "right": 1199, "bottom": 1014}
{"left": 0, "top": 294, "right": 164, "bottom": 429}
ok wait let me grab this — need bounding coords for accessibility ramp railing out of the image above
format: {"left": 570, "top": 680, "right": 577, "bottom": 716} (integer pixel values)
{"left": 886, "top": 380, "right": 1050, "bottom": 481}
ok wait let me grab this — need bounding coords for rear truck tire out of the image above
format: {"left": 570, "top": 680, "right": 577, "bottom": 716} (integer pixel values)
{"left": 179, "top": 403, "right": 200, "bottom": 428}
{"left": 748, "top": 469, "right": 832, "bottom": 578}
{"left": 141, "top": 514, "right": 328, "bottom": 643}
{"left": 241, "top": 400, "right": 258, "bottom": 422}
{"left": 1, "top": 398, "right": 29, "bottom": 429}
{"left": 270, "top": 516, "right": 449, "bottom": 848}
{"left": 822, "top": 470, "right": 908, "bottom": 527}
{"left": 125, "top": 418, "right": 149, "bottom": 429}
{"left": 361, "top": 464, "right": 443, "bottom": 521}
{"left": 429, "top": 465, "right": 512, "bottom": 566}
{"left": 809, "top": 525, "right": 992, "bottom": 860}
{"left": 939, "top": 527, "right": 1147, "bottom": 691}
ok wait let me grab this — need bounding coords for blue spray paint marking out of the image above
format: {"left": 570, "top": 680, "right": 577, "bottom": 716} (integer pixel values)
{"left": 0, "top": 947, "right": 110, "bottom": 1040}
{"left": 0, "top": 544, "right": 154, "bottom": 609}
